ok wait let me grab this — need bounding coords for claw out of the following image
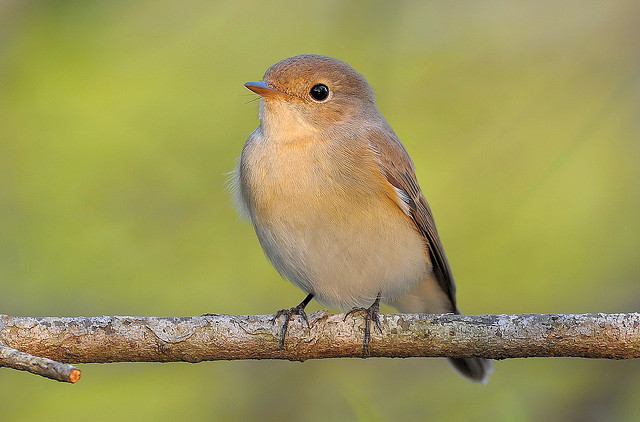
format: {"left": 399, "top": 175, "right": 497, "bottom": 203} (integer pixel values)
{"left": 344, "top": 293, "right": 382, "bottom": 356}
{"left": 272, "top": 294, "right": 314, "bottom": 348}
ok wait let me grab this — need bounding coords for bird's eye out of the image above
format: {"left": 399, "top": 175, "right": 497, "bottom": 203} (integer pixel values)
{"left": 309, "top": 84, "right": 330, "bottom": 101}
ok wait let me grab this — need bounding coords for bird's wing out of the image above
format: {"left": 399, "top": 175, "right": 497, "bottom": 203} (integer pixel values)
{"left": 368, "top": 130, "right": 458, "bottom": 310}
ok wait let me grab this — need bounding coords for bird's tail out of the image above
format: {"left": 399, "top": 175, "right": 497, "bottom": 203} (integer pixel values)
{"left": 448, "top": 302, "right": 493, "bottom": 384}
{"left": 448, "top": 356, "right": 493, "bottom": 384}
{"left": 388, "top": 277, "right": 493, "bottom": 384}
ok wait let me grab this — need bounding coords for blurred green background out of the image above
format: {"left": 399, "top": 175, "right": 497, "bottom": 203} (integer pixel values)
{"left": 1, "top": 1, "right": 639, "bottom": 421}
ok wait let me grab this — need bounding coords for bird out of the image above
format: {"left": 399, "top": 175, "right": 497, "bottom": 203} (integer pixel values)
{"left": 231, "top": 54, "right": 492, "bottom": 383}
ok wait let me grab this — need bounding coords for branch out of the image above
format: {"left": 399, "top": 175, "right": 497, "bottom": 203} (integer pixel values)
{"left": 1, "top": 312, "right": 638, "bottom": 383}
{"left": 0, "top": 340, "right": 81, "bottom": 383}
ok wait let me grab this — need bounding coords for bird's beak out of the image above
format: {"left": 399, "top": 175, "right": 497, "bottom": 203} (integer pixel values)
{"left": 244, "top": 81, "right": 287, "bottom": 99}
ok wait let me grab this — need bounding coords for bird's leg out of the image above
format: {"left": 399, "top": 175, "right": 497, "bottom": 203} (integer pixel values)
{"left": 344, "top": 292, "right": 383, "bottom": 356}
{"left": 272, "top": 293, "right": 314, "bottom": 348}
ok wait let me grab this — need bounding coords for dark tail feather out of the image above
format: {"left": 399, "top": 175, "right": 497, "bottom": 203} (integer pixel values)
{"left": 388, "top": 281, "right": 494, "bottom": 384}
{"left": 448, "top": 357, "right": 493, "bottom": 384}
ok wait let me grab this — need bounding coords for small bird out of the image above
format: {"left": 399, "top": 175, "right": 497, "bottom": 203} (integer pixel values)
{"left": 232, "top": 54, "right": 492, "bottom": 383}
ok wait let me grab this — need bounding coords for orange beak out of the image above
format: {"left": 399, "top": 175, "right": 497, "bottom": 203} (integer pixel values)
{"left": 244, "top": 81, "right": 288, "bottom": 99}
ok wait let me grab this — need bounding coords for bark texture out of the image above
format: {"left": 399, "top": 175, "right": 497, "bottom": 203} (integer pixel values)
{"left": 1, "top": 312, "right": 638, "bottom": 382}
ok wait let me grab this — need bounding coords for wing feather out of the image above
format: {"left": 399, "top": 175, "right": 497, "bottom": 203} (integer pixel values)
{"left": 368, "top": 130, "right": 458, "bottom": 310}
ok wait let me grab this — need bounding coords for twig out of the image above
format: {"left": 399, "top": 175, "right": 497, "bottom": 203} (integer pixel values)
{"left": 0, "top": 340, "right": 81, "bottom": 383}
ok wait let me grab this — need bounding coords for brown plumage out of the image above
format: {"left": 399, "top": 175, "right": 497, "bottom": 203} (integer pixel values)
{"left": 232, "top": 54, "right": 492, "bottom": 383}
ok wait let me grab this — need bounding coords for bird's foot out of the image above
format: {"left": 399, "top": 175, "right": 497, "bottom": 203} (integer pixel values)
{"left": 271, "top": 294, "right": 314, "bottom": 348}
{"left": 344, "top": 293, "right": 382, "bottom": 356}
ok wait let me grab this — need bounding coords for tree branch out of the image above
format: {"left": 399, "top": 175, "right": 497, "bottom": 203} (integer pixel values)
{"left": 1, "top": 312, "right": 638, "bottom": 383}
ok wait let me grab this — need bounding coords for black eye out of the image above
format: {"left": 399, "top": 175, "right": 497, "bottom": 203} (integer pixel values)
{"left": 309, "top": 84, "right": 329, "bottom": 101}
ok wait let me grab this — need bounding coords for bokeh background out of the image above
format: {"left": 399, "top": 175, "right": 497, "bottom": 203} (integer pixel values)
{"left": 1, "top": 1, "right": 639, "bottom": 421}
